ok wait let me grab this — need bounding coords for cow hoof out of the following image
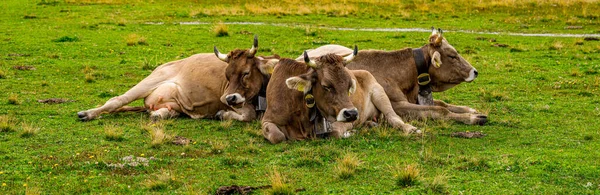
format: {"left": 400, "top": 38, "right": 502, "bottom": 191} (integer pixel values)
{"left": 476, "top": 115, "right": 488, "bottom": 126}
{"left": 215, "top": 110, "right": 225, "bottom": 120}
{"left": 77, "top": 111, "right": 91, "bottom": 121}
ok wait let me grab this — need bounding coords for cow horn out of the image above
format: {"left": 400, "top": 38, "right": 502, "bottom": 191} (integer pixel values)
{"left": 248, "top": 35, "right": 258, "bottom": 57}
{"left": 343, "top": 45, "right": 358, "bottom": 62}
{"left": 214, "top": 46, "right": 228, "bottom": 61}
{"left": 431, "top": 26, "right": 436, "bottom": 35}
{"left": 435, "top": 28, "right": 443, "bottom": 45}
{"left": 304, "top": 51, "right": 317, "bottom": 68}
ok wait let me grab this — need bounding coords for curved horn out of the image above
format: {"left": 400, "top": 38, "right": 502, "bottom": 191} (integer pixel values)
{"left": 343, "top": 45, "right": 358, "bottom": 62}
{"left": 431, "top": 26, "right": 436, "bottom": 35}
{"left": 304, "top": 51, "right": 317, "bottom": 68}
{"left": 248, "top": 35, "right": 258, "bottom": 57}
{"left": 435, "top": 28, "right": 444, "bottom": 44}
{"left": 214, "top": 46, "right": 228, "bottom": 61}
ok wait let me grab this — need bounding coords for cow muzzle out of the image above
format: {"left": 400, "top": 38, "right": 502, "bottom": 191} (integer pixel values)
{"left": 224, "top": 93, "right": 246, "bottom": 107}
{"left": 465, "top": 68, "right": 478, "bottom": 82}
{"left": 336, "top": 108, "right": 359, "bottom": 122}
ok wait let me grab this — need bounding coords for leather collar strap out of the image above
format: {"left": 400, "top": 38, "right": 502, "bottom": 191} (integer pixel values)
{"left": 412, "top": 48, "right": 434, "bottom": 105}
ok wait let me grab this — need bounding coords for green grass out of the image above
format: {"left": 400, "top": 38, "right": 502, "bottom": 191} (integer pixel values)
{"left": 0, "top": 0, "right": 599, "bottom": 194}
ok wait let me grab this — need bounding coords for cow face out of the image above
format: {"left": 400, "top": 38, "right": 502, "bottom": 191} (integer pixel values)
{"left": 286, "top": 48, "right": 359, "bottom": 122}
{"left": 215, "top": 35, "right": 279, "bottom": 107}
{"left": 427, "top": 28, "right": 478, "bottom": 92}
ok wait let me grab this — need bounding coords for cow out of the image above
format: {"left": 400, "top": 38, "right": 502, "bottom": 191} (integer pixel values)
{"left": 298, "top": 27, "right": 487, "bottom": 125}
{"left": 77, "top": 36, "right": 279, "bottom": 122}
{"left": 262, "top": 48, "right": 417, "bottom": 144}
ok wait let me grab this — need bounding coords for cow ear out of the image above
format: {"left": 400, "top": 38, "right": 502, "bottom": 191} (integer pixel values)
{"left": 349, "top": 79, "right": 357, "bottom": 95}
{"left": 431, "top": 51, "right": 442, "bottom": 68}
{"left": 286, "top": 76, "right": 312, "bottom": 93}
{"left": 258, "top": 59, "right": 279, "bottom": 75}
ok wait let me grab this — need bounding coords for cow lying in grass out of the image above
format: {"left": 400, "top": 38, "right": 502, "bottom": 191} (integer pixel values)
{"left": 262, "top": 49, "right": 417, "bottom": 144}
{"left": 299, "top": 28, "right": 487, "bottom": 125}
{"left": 77, "top": 36, "right": 279, "bottom": 122}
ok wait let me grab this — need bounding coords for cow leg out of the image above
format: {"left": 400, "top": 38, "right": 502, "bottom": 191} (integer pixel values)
{"left": 262, "top": 122, "right": 286, "bottom": 144}
{"left": 392, "top": 101, "right": 487, "bottom": 125}
{"left": 330, "top": 122, "right": 353, "bottom": 138}
{"left": 217, "top": 104, "right": 257, "bottom": 122}
{"left": 433, "top": 100, "right": 478, "bottom": 114}
{"left": 370, "top": 85, "right": 418, "bottom": 134}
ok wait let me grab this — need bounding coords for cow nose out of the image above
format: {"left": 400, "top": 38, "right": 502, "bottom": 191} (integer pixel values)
{"left": 474, "top": 70, "right": 479, "bottom": 78}
{"left": 225, "top": 95, "right": 237, "bottom": 105}
{"left": 343, "top": 109, "right": 358, "bottom": 122}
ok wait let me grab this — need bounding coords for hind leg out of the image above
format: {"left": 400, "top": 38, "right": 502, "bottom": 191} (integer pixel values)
{"left": 262, "top": 122, "right": 286, "bottom": 144}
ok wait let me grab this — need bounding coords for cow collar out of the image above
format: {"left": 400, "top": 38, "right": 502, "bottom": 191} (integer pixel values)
{"left": 304, "top": 89, "right": 332, "bottom": 138}
{"left": 254, "top": 75, "right": 270, "bottom": 112}
{"left": 412, "top": 48, "right": 434, "bottom": 105}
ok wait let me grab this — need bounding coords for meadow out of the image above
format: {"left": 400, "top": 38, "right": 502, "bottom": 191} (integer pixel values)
{"left": 1, "top": 0, "right": 599, "bottom": 194}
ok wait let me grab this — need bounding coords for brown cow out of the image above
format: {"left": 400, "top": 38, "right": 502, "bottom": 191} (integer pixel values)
{"left": 262, "top": 49, "right": 417, "bottom": 144}
{"left": 299, "top": 28, "right": 487, "bottom": 125}
{"left": 77, "top": 36, "right": 278, "bottom": 122}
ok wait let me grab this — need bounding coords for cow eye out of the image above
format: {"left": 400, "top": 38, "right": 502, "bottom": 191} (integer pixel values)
{"left": 242, "top": 72, "right": 249, "bottom": 78}
{"left": 449, "top": 55, "right": 457, "bottom": 59}
{"left": 322, "top": 85, "right": 332, "bottom": 92}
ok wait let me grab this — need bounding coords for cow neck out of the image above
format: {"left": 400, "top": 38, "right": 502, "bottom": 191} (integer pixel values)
{"left": 412, "top": 47, "right": 434, "bottom": 105}
{"left": 304, "top": 88, "right": 331, "bottom": 138}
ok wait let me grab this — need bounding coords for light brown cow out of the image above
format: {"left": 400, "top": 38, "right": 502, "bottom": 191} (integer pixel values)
{"left": 299, "top": 28, "right": 487, "bottom": 125}
{"left": 262, "top": 49, "right": 417, "bottom": 144}
{"left": 77, "top": 37, "right": 277, "bottom": 122}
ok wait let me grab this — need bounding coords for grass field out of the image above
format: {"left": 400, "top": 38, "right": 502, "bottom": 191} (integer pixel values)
{"left": 1, "top": 0, "right": 600, "bottom": 194}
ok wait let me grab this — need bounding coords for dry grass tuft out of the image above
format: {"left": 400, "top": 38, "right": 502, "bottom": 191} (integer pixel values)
{"left": 213, "top": 22, "right": 229, "bottom": 37}
{"left": 144, "top": 170, "right": 178, "bottom": 191}
{"left": 334, "top": 152, "right": 361, "bottom": 179}
{"left": 209, "top": 140, "right": 228, "bottom": 154}
{"left": 219, "top": 120, "right": 233, "bottom": 130}
{"left": 550, "top": 41, "right": 563, "bottom": 50}
{"left": 426, "top": 174, "right": 449, "bottom": 194}
{"left": 8, "top": 93, "right": 20, "bottom": 105}
{"left": 0, "top": 115, "right": 17, "bottom": 132}
{"left": 25, "top": 185, "right": 42, "bottom": 195}
{"left": 0, "top": 69, "right": 6, "bottom": 79}
{"left": 143, "top": 122, "right": 173, "bottom": 148}
{"left": 20, "top": 123, "right": 40, "bottom": 138}
{"left": 104, "top": 125, "right": 124, "bottom": 141}
{"left": 126, "top": 34, "right": 147, "bottom": 46}
{"left": 268, "top": 168, "right": 295, "bottom": 195}
{"left": 393, "top": 164, "right": 421, "bottom": 187}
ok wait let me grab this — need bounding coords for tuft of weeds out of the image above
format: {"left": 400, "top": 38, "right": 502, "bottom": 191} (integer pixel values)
{"left": 85, "top": 73, "right": 95, "bottom": 83}
{"left": 393, "top": 164, "right": 421, "bottom": 187}
{"left": 126, "top": 34, "right": 147, "bottom": 46}
{"left": 143, "top": 122, "right": 173, "bottom": 148}
{"left": 8, "top": 93, "right": 20, "bottom": 105}
{"left": 480, "top": 89, "right": 509, "bottom": 102}
{"left": 25, "top": 185, "right": 42, "bottom": 195}
{"left": 0, "top": 69, "right": 6, "bottom": 79}
{"left": 213, "top": 22, "right": 229, "bottom": 37}
{"left": 549, "top": 41, "right": 563, "bottom": 50}
{"left": 144, "top": 170, "right": 180, "bottom": 191}
{"left": 141, "top": 56, "right": 159, "bottom": 71}
{"left": 570, "top": 69, "right": 581, "bottom": 77}
{"left": 220, "top": 155, "right": 251, "bottom": 167}
{"left": 304, "top": 26, "right": 317, "bottom": 36}
{"left": 52, "top": 36, "right": 79, "bottom": 42}
{"left": 209, "top": 140, "right": 228, "bottom": 154}
{"left": 219, "top": 120, "right": 233, "bottom": 130}
{"left": 20, "top": 123, "right": 40, "bottom": 138}
{"left": 456, "top": 156, "right": 490, "bottom": 171}
{"left": 0, "top": 116, "right": 17, "bottom": 132}
{"left": 426, "top": 174, "right": 449, "bottom": 194}
{"left": 104, "top": 125, "right": 124, "bottom": 141}
{"left": 268, "top": 168, "right": 295, "bottom": 195}
{"left": 334, "top": 152, "right": 361, "bottom": 179}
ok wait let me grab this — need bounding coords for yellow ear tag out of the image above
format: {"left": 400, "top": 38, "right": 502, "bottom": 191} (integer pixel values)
{"left": 297, "top": 83, "right": 305, "bottom": 92}
{"left": 348, "top": 91, "right": 351, "bottom": 96}
{"left": 267, "top": 66, "right": 274, "bottom": 74}
{"left": 434, "top": 61, "right": 441, "bottom": 68}
{"left": 305, "top": 94, "right": 315, "bottom": 108}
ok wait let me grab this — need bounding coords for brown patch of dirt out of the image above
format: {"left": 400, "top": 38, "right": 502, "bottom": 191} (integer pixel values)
{"left": 451, "top": 131, "right": 486, "bottom": 139}
{"left": 492, "top": 43, "right": 508, "bottom": 47}
{"left": 37, "top": 98, "right": 74, "bottom": 104}
{"left": 8, "top": 53, "right": 30, "bottom": 57}
{"left": 13, "top": 65, "right": 36, "bottom": 70}
{"left": 171, "top": 136, "right": 192, "bottom": 145}
{"left": 584, "top": 37, "right": 599, "bottom": 41}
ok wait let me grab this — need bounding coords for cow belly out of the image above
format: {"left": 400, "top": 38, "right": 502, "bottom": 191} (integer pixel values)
{"left": 145, "top": 82, "right": 182, "bottom": 112}
{"left": 356, "top": 94, "right": 379, "bottom": 125}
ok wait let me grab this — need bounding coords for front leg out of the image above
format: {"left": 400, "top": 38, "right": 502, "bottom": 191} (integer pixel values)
{"left": 218, "top": 104, "right": 257, "bottom": 122}
{"left": 330, "top": 122, "right": 353, "bottom": 138}
{"left": 434, "top": 100, "right": 479, "bottom": 114}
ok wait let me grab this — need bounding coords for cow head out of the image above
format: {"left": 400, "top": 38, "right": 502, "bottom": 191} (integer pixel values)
{"left": 214, "top": 35, "right": 280, "bottom": 107}
{"left": 285, "top": 46, "right": 359, "bottom": 122}
{"left": 426, "top": 27, "right": 478, "bottom": 92}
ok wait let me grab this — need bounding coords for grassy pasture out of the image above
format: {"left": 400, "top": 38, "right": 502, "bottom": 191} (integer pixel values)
{"left": 1, "top": 0, "right": 600, "bottom": 194}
